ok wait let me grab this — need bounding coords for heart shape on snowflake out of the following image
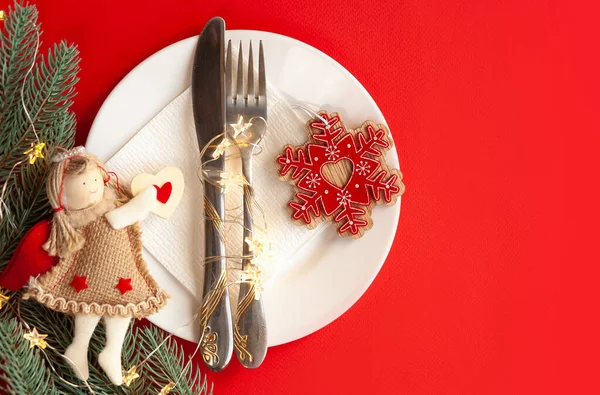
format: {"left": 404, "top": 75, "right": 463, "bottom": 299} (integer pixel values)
{"left": 131, "top": 167, "right": 184, "bottom": 218}
{"left": 321, "top": 159, "right": 353, "bottom": 189}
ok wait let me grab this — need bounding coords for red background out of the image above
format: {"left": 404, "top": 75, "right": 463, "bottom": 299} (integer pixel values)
{"left": 2, "top": 0, "right": 598, "bottom": 394}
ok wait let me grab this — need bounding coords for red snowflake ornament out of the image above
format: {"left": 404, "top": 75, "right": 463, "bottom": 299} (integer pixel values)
{"left": 277, "top": 112, "right": 405, "bottom": 238}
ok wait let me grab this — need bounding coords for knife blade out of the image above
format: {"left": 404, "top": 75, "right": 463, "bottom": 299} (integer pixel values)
{"left": 191, "top": 16, "right": 233, "bottom": 372}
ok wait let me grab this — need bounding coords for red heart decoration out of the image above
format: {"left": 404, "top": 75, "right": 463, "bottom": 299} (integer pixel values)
{"left": 153, "top": 182, "right": 172, "bottom": 204}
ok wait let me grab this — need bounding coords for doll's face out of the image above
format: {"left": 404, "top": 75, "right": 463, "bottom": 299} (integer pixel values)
{"left": 63, "top": 165, "right": 105, "bottom": 210}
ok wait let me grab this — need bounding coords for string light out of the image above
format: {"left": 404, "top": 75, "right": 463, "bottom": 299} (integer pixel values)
{"left": 230, "top": 115, "right": 253, "bottom": 138}
{"left": 24, "top": 141, "right": 45, "bottom": 164}
{"left": 0, "top": 10, "right": 5, "bottom": 21}
{"left": 23, "top": 328, "right": 49, "bottom": 349}
{"left": 218, "top": 171, "right": 246, "bottom": 192}
{"left": 242, "top": 231, "right": 271, "bottom": 301}
{"left": 122, "top": 365, "right": 140, "bottom": 387}
{"left": 212, "top": 137, "right": 231, "bottom": 159}
{"left": 159, "top": 382, "right": 176, "bottom": 394}
{"left": 0, "top": 288, "right": 10, "bottom": 310}
{"left": 244, "top": 230, "right": 269, "bottom": 258}
{"left": 201, "top": 113, "right": 271, "bottom": 362}
{"left": 253, "top": 281, "right": 264, "bottom": 301}
{"left": 245, "top": 232, "right": 273, "bottom": 267}
{"left": 241, "top": 265, "right": 262, "bottom": 283}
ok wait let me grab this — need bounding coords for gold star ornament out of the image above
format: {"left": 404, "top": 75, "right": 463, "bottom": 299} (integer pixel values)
{"left": 218, "top": 171, "right": 246, "bottom": 192}
{"left": 212, "top": 137, "right": 232, "bottom": 159}
{"left": 24, "top": 142, "right": 45, "bottom": 164}
{"left": 241, "top": 265, "right": 262, "bottom": 283}
{"left": 0, "top": 288, "right": 9, "bottom": 310}
{"left": 159, "top": 382, "right": 176, "bottom": 394}
{"left": 244, "top": 230, "right": 273, "bottom": 266}
{"left": 240, "top": 265, "right": 264, "bottom": 300}
{"left": 244, "top": 231, "right": 269, "bottom": 258}
{"left": 230, "top": 116, "right": 252, "bottom": 138}
{"left": 253, "top": 281, "right": 265, "bottom": 301}
{"left": 23, "top": 328, "right": 48, "bottom": 349}
{"left": 122, "top": 365, "right": 140, "bottom": 387}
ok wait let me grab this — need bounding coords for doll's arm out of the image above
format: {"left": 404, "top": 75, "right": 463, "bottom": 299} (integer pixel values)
{"left": 105, "top": 186, "right": 157, "bottom": 230}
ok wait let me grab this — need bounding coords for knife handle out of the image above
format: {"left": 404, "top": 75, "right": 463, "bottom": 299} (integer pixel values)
{"left": 201, "top": 181, "right": 233, "bottom": 372}
{"left": 234, "top": 163, "right": 268, "bottom": 368}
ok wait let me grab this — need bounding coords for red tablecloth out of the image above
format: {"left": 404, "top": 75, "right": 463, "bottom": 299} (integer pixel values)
{"left": 3, "top": 0, "right": 596, "bottom": 394}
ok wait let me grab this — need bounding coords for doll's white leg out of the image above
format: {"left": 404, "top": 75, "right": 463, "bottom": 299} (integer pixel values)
{"left": 64, "top": 314, "right": 101, "bottom": 381}
{"left": 98, "top": 316, "right": 131, "bottom": 385}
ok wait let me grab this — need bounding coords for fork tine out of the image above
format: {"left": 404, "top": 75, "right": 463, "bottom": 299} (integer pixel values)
{"left": 246, "top": 41, "right": 254, "bottom": 102}
{"left": 226, "top": 40, "right": 233, "bottom": 100}
{"left": 258, "top": 40, "right": 266, "bottom": 99}
{"left": 236, "top": 41, "right": 244, "bottom": 103}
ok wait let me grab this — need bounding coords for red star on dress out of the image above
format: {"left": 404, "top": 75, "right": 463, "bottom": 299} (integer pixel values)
{"left": 115, "top": 278, "right": 133, "bottom": 295}
{"left": 70, "top": 275, "right": 88, "bottom": 293}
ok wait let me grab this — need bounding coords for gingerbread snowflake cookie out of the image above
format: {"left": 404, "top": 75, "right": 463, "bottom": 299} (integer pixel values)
{"left": 276, "top": 112, "right": 405, "bottom": 238}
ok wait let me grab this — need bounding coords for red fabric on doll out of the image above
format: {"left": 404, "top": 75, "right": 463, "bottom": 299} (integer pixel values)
{"left": 0, "top": 219, "right": 58, "bottom": 290}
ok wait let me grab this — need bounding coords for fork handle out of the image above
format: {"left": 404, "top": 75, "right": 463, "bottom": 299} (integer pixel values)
{"left": 235, "top": 154, "right": 268, "bottom": 368}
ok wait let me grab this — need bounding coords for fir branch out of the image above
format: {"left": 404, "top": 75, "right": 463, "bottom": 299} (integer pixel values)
{"left": 0, "top": 3, "right": 38, "bottom": 126}
{"left": 135, "top": 325, "right": 213, "bottom": 395}
{"left": 0, "top": 1, "right": 79, "bottom": 271}
{"left": 0, "top": 312, "right": 56, "bottom": 394}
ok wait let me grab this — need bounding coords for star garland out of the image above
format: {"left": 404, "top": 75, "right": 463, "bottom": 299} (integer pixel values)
{"left": 159, "top": 382, "right": 176, "bottom": 394}
{"left": 23, "top": 327, "right": 48, "bottom": 349}
{"left": 24, "top": 141, "right": 45, "bottom": 164}
{"left": 0, "top": 288, "right": 10, "bottom": 310}
{"left": 122, "top": 365, "right": 140, "bottom": 387}
{"left": 230, "top": 116, "right": 253, "bottom": 138}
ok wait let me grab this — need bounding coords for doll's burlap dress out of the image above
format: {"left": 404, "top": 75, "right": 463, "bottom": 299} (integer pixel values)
{"left": 25, "top": 193, "right": 168, "bottom": 318}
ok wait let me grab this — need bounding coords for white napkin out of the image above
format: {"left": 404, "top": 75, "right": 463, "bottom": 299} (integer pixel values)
{"left": 107, "top": 85, "right": 325, "bottom": 299}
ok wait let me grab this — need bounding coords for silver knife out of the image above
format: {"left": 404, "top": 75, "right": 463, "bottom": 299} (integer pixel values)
{"left": 192, "top": 17, "right": 233, "bottom": 372}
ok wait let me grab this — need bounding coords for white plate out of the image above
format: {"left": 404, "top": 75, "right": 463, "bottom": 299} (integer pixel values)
{"left": 87, "top": 30, "right": 401, "bottom": 346}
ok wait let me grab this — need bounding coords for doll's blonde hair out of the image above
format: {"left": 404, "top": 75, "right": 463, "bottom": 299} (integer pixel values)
{"left": 43, "top": 151, "right": 126, "bottom": 257}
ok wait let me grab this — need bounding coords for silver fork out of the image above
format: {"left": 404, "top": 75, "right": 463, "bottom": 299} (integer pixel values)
{"left": 226, "top": 40, "right": 268, "bottom": 368}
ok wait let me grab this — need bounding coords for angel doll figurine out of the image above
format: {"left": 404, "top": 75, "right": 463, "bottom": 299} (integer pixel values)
{"left": 22, "top": 147, "right": 169, "bottom": 385}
